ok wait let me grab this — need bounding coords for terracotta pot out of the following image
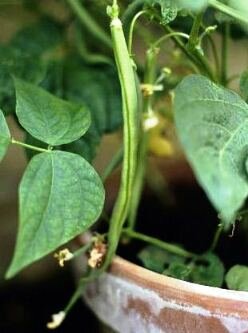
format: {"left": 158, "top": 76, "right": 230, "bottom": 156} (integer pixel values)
{"left": 74, "top": 255, "right": 248, "bottom": 333}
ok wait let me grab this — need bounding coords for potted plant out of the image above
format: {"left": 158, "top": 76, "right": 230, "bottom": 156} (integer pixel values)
{"left": 1, "top": 0, "right": 248, "bottom": 331}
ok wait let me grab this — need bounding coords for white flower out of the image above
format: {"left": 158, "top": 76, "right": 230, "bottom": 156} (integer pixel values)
{"left": 47, "top": 311, "right": 65, "bottom": 329}
{"left": 54, "top": 248, "right": 73, "bottom": 267}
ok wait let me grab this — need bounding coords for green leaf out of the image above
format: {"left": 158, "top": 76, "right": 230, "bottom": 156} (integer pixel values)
{"left": 0, "top": 46, "right": 46, "bottom": 115}
{"left": 225, "top": 265, "right": 248, "bottom": 291}
{"left": 174, "top": 74, "right": 248, "bottom": 224}
{"left": 163, "top": 262, "right": 193, "bottom": 280}
{"left": 11, "top": 17, "right": 63, "bottom": 57}
{"left": 145, "top": 0, "right": 178, "bottom": 24}
{"left": 191, "top": 253, "right": 224, "bottom": 287}
{"left": 63, "top": 134, "right": 100, "bottom": 163}
{"left": 6, "top": 151, "right": 105, "bottom": 278}
{"left": 63, "top": 58, "right": 122, "bottom": 136}
{"left": 138, "top": 245, "right": 184, "bottom": 273}
{"left": 15, "top": 78, "right": 91, "bottom": 146}
{"left": 240, "top": 70, "right": 248, "bottom": 102}
{"left": 176, "top": 0, "right": 208, "bottom": 12}
{"left": 163, "top": 253, "right": 224, "bottom": 287}
{"left": 61, "top": 57, "right": 122, "bottom": 161}
{"left": 0, "top": 109, "right": 11, "bottom": 161}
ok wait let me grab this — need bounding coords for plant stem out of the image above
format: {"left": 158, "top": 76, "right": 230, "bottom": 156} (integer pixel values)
{"left": 73, "top": 242, "right": 92, "bottom": 259}
{"left": 11, "top": 138, "right": 49, "bottom": 153}
{"left": 122, "top": 0, "right": 144, "bottom": 37}
{"left": 162, "top": 24, "right": 216, "bottom": 81}
{"left": 220, "top": 22, "right": 230, "bottom": 86}
{"left": 103, "top": 2, "right": 139, "bottom": 268}
{"left": 66, "top": 0, "right": 112, "bottom": 49}
{"left": 209, "top": 224, "right": 224, "bottom": 252}
{"left": 127, "top": 44, "right": 159, "bottom": 231}
{"left": 209, "top": 0, "right": 248, "bottom": 25}
{"left": 187, "top": 12, "right": 203, "bottom": 52}
{"left": 101, "top": 146, "right": 123, "bottom": 183}
{"left": 128, "top": 10, "right": 147, "bottom": 54}
{"left": 153, "top": 32, "right": 189, "bottom": 49}
{"left": 122, "top": 229, "right": 196, "bottom": 259}
{"left": 206, "top": 35, "right": 220, "bottom": 80}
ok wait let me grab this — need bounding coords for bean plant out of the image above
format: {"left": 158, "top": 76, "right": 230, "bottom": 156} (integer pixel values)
{"left": 1, "top": 0, "right": 248, "bottom": 328}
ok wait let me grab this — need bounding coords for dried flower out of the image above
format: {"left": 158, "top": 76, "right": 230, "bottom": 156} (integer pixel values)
{"left": 47, "top": 311, "right": 65, "bottom": 329}
{"left": 88, "top": 240, "right": 107, "bottom": 269}
{"left": 54, "top": 248, "right": 73, "bottom": 267}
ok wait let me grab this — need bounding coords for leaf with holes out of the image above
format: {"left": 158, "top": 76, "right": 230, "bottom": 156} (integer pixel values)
{"left": 6, "top": 151, "right": 105, "bottom": 278}
{"left": 174, "top": 74, "right": 248, "bottom": 225}
{"left": 145, "top": 0, "right": 178, "bottom": 24}
{"left": 15, "top": 78, "right": 91, "bottom": 146}
{"left": 0, "top": 109, "right": 11, "bottom": 161}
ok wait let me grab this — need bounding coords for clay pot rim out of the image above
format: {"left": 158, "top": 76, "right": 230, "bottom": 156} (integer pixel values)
{"left": 110, "top": 255, "right": 248, "bottom": 301}
{"left": 78, "top": 234, "right": 248, "bottom": 317}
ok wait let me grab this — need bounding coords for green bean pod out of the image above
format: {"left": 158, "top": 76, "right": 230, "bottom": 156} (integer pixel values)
{"left": 104, "top": 5, "right": 139, "bottom": 266}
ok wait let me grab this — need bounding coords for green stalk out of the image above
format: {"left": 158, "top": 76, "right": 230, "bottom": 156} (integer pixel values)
{"left": 66, "top": 0, "right": 112, "bottom": 49}
{"left": 209, "top": 224, "right": 224, "bottom": 252}
{"left": 128, "top": 10, "right": 147, "bottom": 54}
{"left": 220, "top": 22, "right": 230, "bottom": 86}
{"left": 101, "top": 146, "right": 123, "bottom": 183}
{"left": 161, "top": 24, "right": 216, "bottom": 81}
{"left": 187, "top": 12, "right": 203, "bottom": 52}
{"left": 122, "top": 0, "right": 144, "bottom": 37}
{"left": 11, "top": 138, "right": 49, "bottom": 153}
{"left": 103, "top": 2, "right": 139, "bottom": 268}
{"left": 122, "top": 229, "right": 196, "bottom": 258}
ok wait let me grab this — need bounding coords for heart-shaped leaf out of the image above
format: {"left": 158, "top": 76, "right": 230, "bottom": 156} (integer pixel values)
{"left": 6, "top": 151, "right": 105, "bottom": 278}
{"left": 174, "top": 74, "right": 248, "bottom": 224}
{"left": 0, "top": 109, "right": 11, "bottom": 161}
{"left": 225, "top": 265, "right": 248, "bottom": 291}
{"left": 15, "top": 78, "right": 91, "bottom": 146}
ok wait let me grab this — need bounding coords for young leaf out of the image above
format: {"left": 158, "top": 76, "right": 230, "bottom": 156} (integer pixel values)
{"left": 138, "top": 245, "right": 184, "bottom": 273}
{"left": 0, "top": 109, "right": 11, "bottom": 161}
{"left": 145, "top": 0, "right": 178, "bottom": 25}
{"left": 15, "top": 78, "right": 91, "bottom": 146}
{"left": 240, "top": 70, "right": 248, "bottom": 102}
{"left": 190, "top": 253, "right": 224, "bottom": 287}
{"left": 163, "top": 253, "right": 224, "bottom": 287}
{"left": 6, "top": 151, "right": 105, "bottom": 278}
{"left": 225, "top": 265, "right": 248, "bottom": 291}
{"left": 163, "top": 262, "right": 193, "bottom": 281}
{"left": 174, "top": 74, "right": 248, "bottom": 224}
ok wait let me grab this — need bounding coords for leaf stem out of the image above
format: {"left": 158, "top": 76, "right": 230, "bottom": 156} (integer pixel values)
{"left": 220, "top": 22, "right": 230, "bottom": 86}
{"left": 187, "top": 12, "right": 203, "bottom": 52}
{"left": 209, "top": 0, "right": 248, "bottom": 25}
{"left": 161, "top": 24, "right": 216, "bottom": 81}
{"left": 101, "top": 146, "right": 123, "bottom": 183}
{"left": 152, "top": 32, "right": 189, "bottom": 49}
{"left": 128, "top": 10, "right": 147, "bottom": 54}
{"left": 11, "top": 138, "right": 49, "bottom": 153}
{"left": 209, "top": 224, "right": 224, "bottom": 252}
{"left": 122, "top": 229, "right": 196, "bottom": 259}
{"left": 66, "top": 0, "right": 112, "bottom": 49}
